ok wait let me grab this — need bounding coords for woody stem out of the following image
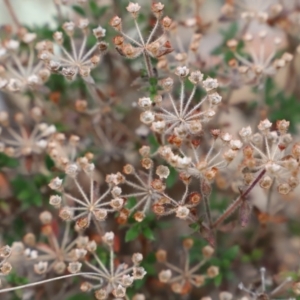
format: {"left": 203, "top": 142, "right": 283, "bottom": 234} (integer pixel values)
{"left": 143, "top": 51, "right": 154, "bottom": 78}
{"left": 4, "top": 0, "right": 21, "bottom": 29}
{"left": 212, "top": 169, "right": 266, "bottom": 229}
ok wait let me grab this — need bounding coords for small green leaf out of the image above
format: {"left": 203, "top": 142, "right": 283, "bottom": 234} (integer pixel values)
{"left": 189, "top": 222, "right": 200, "bottom": 231}
{"left": 45, "top": 154, "right": 55, "bottom": 171}
{"left": 125, "top": 225, "right": 140, "bottom": 242}
{"left": 67, "top": 294, "right": 91, "bottom": 300}
{"left": 166, "top": 166, "right": 177, "bottom": 188}
{"left": 142, "top": 227, "right": 155, "bottom": 240}
{"left": 72, "top": 5, "right": 86, "bottom": 16}
{"left": 0, "top": 153, "right": 19, "bottom": 168}
{"left": 126, "top": 197, "right": 137, "bottom": 209}
{"left": 11, "top": 175, "right": 43, "bottom": 208}
{"left": 214, "top": 274, "right": 223, "bottom": 287}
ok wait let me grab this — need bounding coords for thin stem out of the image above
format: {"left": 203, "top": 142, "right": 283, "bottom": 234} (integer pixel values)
{"left": 133, "top": 19, "right": 145, "bottom": 45}
{"left": 146, "top": 18, "right": 160, "bottom": 44}
{"left": 266, "top": 180, "right": 274, "bottom": 214}
{"left": 270, "top": 277, "right": 292, "bottom": 296}
{"left": 4, "top": 0, "right": 21, "bottom": 29}
{"left": 143, "top": 51, "right": 154, "bottom": 78}
{"left": 0, "top": 273, "right": 98, "bottom": 294}
{"left": 203, "top": 195, "right": 212, "bottom": 227}
{"left": 179, "top": 79, "right": 185, "bottom": 116}
{"left": 212, "top": 169, "right": 266, "bottom": 229}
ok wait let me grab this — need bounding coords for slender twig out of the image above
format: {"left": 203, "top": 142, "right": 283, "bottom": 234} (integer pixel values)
{"left": 200, "top": 180, "right": 212, "bottom": 228}
{"left": 4, "top": 0, "right": 21, "bottom": 29}
{"left": 143, "top": 51, "right": 154, "bottom": 78}
{"left": 266, "top": 180, "right": 274, "bottom": 214}
{"left": 0, "top": 273, "right": 98, "bottom": 294}
{"left": 212, "top": 169, "right": 266, "bottom": 229}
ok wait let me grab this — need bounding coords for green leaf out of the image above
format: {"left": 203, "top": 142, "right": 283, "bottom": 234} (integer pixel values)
{"left": 126, "top": 197, "right": 137, "bottom": 209}
{"left": 45, "top": 154, "right": 55, "bottom": 171}
{"left": 148, "top": 134, "right": 160, "bottom": 153}
{"left": 125, "top": 225, "right": 140, "bottom": 242}
{"left": 189, "top": 222, "right": 200, "bottom": 231}
{"left": 0, "top": 153, "right": 19, "bottom": 168}
{"left": 223, "top": 245, "right": 239, "bottom": 260}
{"left": 142, "top": 227, "right": 155, "bottom": 240}
{"left": 166, "top": 166, "right": 177, "bottom": 188}
{"left": 11, "top": 175, "right": 43, "bottom": 208}
{"left": 220, "top": 22, "right": 239, "bottom": 40}
{"left": 72, "top": 5, "right": 86, "bottom": 16}
{"left": 67, "top": 294, "right": 91, "bottom": 300}
{"left": 214, "top": 274, "right": 223, "bottom": 287}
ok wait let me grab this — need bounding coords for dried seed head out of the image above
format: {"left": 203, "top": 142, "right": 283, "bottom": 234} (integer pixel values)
{"left": 122, "top": 274, "right": 134, "bottom": 287}
{"left": 189, "top": 71, "right": 203, "bottom": 84}
{"left": 110, "top": 198, "right": 124, "bottom": 210}
{"left": 75, "top": 248, "right": 87, "bottom": 260}
{"left": 67, "top": 262, "right": 82, "bottom": 273}
{"left": 260, "top": 176, "right": 273, "bottom": 189}
{"left": 133, "top": 266, "right": 146, "bottom": 279}
{"left": 152, "top": 2, "right": 164, "bottom": 15}
{"left": 1, "top": 262, "right": 12, "bottom": 276}
{"left": 156, "top": 165, "right": 170, "bottom": 179}
{"left": 62, "top": 22, "right": 75, "bottom": 36}
{"left": 86, "top": 240, "right": 97, "bottom": 252}
{"left": 209, "top": 93, "right": 222, "bottom": 105}
{"left": 23, "top": 233, "right": 36, "bottom": 247}
{"left": 194, "top": 275, "right": 205, "bottom": 287}
{"left": 81, "top": 282, "right": 93, "bottom": 292}
{"left": 239, "top": 126, "right": 252, "bottom": 139}
{"left": 141, "top": 158, "right": 153, "bottom": 169}
{"left": 258, "top": 119, "right": 272, "bottom": 132}
{"left": 126, "top": 2, "right": 141, "bottom": 18}
{"left": 156, "top": 249, "right": 167, "bottom": 262}
{"left": 183, "top": 238, "right": 194, "bottom": 249}
{"left": 219, "top": 292, "right": 233, "bottom": 300}
{"left": 134, "top": 211, "right": 145, "bottom": 222}
{"left": 0, "top": 246, "right": 11, "bottom": 258}
{"left": 95, "top": 289, "right": 107, "bottom": 300}
{"left": 34, "top": 261, "right": 48, "bottom": 274}
{"left": 49, "top": 177, "right": 63, "bottom": 190}
{"left": 59, "top": 207, "right": 74, "bottom": 220}
{"left": 139, "top": 145, "right": 151, "bottom": 157}
{"left": 111, "top": 186, "right": 122, "bottom": 198}
{"left": 176, "top": 206, "right": 190, "bottom": 219}
{"left": 276, "top": 119, "right": 290, "bottom": 134}
{"left": 53, "top": 31, "right": 63, "bottom": 44}
{"left": 49, "top": 195, "right": 62, "bottom": 208}
{"left": 138, "top": 97, "right": 152, "bottom": 109}
{"left": 78, "top": 19, "right": 89, "bottom": 31}
{"left": 202, "top": 78, "right": 218, "bottom": 92}
{"left": 161, "top": 16, "right": 173, "bottom": 29}
{"left": 140, "top": 111, "right": 155, "bottom": 124}
{"left": 230, "top": 139, "right": 243, "bottom": 150}
{"left": 152, "top": 204, "right": 165, "bottom": 215}
{"left": 53, "top": 261, "right": 66, "bottom": 274}
{"left": 39, "top": 211, "right": 52, "bottom": 224}
{"left": 207, "top": 266, "right": 219, "bottom": 278}
{"left": 132, "top": 253, "right": 143, "bottom": 265}
{"left": 113, "top": 285, "right": 126, "bottom": 298}
{"left": 65, "top": 163, "right": 79, "bottom": 178}
{"left": 159, "top": 269, "right": 172, "bottom": 282}
{"left": 175, "top": 66, "right": 189, "bottom": 77}
{"left": 277, "top": 183, "right": 291, "bottom": 195}
{"left": 76, "top": 217, "right": 89, "bottom": 229}
{"left": 102, "top": 232, "right": 114, "bottom": 246}
{"left": 202, "top": 245, "right": 214, "bottom": 258}
{"left": 151, "top": 121, "right": 166, "bottom": 134}
{"left": 293, "top": 282, "right": 300, "bottom": 295}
